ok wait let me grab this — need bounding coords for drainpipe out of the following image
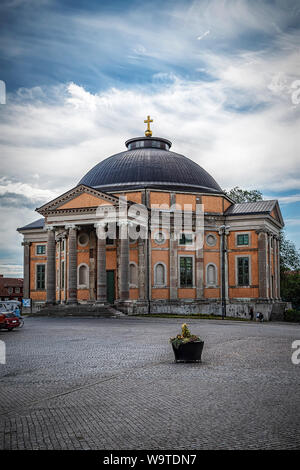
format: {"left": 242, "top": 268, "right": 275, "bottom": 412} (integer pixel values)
{"left": 219, "top": 225, "right": 230, "bottom": 319}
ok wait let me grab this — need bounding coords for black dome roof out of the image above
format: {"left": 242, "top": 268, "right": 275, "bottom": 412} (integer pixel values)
{"left": 79, "top": 136, "right": 222, "bottom": 194}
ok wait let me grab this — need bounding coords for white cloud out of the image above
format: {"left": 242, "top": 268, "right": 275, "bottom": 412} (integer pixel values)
{"left": 0, "top": 0, "right": 300, "bottom": 266}
{"left": 0, "top": 265, "right": 23, "bottom": 277}
{"left": 265, "top": 194, "right": 300, "bottom": 204}
{"left": 197, "top": 30, "right": 210, "bottom": 40}
{"left": 284, "top": 218, "right": 300, "bottom": 226}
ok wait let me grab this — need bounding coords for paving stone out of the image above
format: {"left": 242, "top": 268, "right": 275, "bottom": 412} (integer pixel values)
{"left": 0, "top": 317, "right": 299, "bottom": 449}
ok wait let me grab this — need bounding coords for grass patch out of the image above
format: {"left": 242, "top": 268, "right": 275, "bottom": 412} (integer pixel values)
{"left": 135, "top": 313, "right": 250, "bottom": 321}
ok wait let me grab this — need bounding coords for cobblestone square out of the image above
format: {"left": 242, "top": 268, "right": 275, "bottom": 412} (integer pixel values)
{"left": 0, "top": 317, "right": 299, "bottom": 450}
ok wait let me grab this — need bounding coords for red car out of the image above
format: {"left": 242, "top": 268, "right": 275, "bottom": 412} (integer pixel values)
{"left": 0, "top": 312, "right": 20, "bottom": 331}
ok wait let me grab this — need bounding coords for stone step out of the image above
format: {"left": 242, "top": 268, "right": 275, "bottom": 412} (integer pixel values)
{"left": 32, "top": 304, "right": 125, "bottom": 318}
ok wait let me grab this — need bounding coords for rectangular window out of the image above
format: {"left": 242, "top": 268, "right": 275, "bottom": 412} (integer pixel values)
{"left": 36, "top": 245, "right": 46, "bottom": 255}
{"left": 36, "top": 264, "right": 46, "bottom": 290}
{"left": 237, "top": 234, "right": 249, "bottom": 246}
{"left": 179, "top": 233, "right": 193, "bottom": 245}
{"left": 180, "top": 257, "right": 193, "bottom": 288}
{"left": 237, "top": 257, "right": 250, "bottom": 286}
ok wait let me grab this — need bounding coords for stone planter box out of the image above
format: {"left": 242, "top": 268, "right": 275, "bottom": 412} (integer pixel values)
{"left": 172, "top": 340, "right": 204, "bottom": 363}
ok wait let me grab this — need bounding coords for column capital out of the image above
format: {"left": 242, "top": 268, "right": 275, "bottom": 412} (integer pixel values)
{"left": 22, "top": 240, "right": 31, "bottom": 246}
{"left": 45, "top": 225, "right": 55, "bottom": 232}
{"left": 255, "top": 228, "right": 268, "bottom": 235}
{"left": 94, "top": 221, "right": 106, "bottom": 228}
{"left": 65, "top": 224, "right": 80, "bottom": 231}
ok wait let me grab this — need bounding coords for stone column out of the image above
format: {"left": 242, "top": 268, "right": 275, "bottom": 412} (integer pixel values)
{"left": 56, "top": 236, "right": 61, "bottom": 303}
{"left": 138, "top": 238, "right": 146, "bottom": 300}
{"left": 224, "top": 230, "right": 229, "bottom": 300}
{"left": 276, "top": 237, "right": 281, "bottom": 299}
{"left": 46, "top": 226, "right": 56, "bottom": 305}
{"left": 119, "top": 222, "right": 129, "bottom": 301}
{"left": 66, "top": 225, "right": 78, "bottom": 304}
{"left": 273, "top": 236, "right": 278, "bottom": 299}
{"left": 170, "top": 224, "right": 178, "bottom": 300}
{"left": 269, "top": 234, "right": 273, "bottom": 299}
{"left": 96, "top": 229, "right": 107, "bottom": 303}
{"left": 63, "top": 235, "right": 67, "bottom": 303}
{"left": 22, "top": 241, "right": 31, "bottom": 299}
{"left": 195, "top": 242, "right": 204, "bottom": 299}
{"left": 257, "top": 229, "right": 268, "bottom": 298}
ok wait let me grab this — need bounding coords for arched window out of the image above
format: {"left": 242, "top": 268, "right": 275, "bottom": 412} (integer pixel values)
{"left": 129, "top": 263, "right": 138, "bottom": 287}
{"left": 154, "top": 263, "right": 166, "bottom": 286}
{"left": 78, "top": 264, "right": 89, "bottom": 287}
{"left": 206, "top": 264, "right": 217, "bottom": 286}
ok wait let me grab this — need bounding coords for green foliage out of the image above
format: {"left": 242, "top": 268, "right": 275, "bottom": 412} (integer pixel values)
{"left": 279, "top": 231, "right": 300, "bottom": 272}
{"left": 223, "top": 186, "right": 263, "bottom": 203}
{"left": 281, "top": 272, "right": 300, "bottom": 308}
{"left": 279, "top": 232, "right": 300, "bottom": 308}
{"left": 169, "top": 323, "right": 202, "bottom": 349}
{"left": 181, "top": 323, "right": 191, "bottom": 338}
{"left": 284, "top": 309, "right": 300, "bottom": 323}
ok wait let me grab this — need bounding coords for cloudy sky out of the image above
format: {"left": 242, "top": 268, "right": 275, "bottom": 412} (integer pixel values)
{"left": 0, "top": 0, "right": 300, "bottom": 277}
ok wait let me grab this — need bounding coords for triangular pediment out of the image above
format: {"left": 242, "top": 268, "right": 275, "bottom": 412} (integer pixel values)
{"left": 36, "top": 184, "right": 120, "bottom": 214}
{"left": 271, "top": 202, "right": 284, "bottom": 226}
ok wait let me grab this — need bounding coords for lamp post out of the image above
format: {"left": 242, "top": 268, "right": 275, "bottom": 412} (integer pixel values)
{"left": 219, "top": 225, "right": 230, "bottom": 319}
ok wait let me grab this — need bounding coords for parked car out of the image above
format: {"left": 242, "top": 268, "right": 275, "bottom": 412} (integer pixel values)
{"left": 0, "top": 300, "right": 21, "bottom": 312}
{"left": 0, "top": 302, "right": 13, "bottom": 314}
{"left": 0, "top": 312, "right": 20, "bottom": 331}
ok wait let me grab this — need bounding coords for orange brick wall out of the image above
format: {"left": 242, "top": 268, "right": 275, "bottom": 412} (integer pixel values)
{"left": 150, "top": 191, "right": 170, "bottom": 206}
{"left": 125, "top": 192, "right": 142, "bottom": 204}
{"left": 59, "top": 193, "right": 113, "bottom": 209}
{"left": 176, "top": 193, "right": 196, "bottom": 211}
{"left": 202, "top": 196, "right": 223, "bottom": 213}
{"left": 178, "top": 288, "right": 196, "bottom": 299}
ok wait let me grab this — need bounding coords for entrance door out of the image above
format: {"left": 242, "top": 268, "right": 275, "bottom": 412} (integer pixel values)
{"left": 106, "top": 270, "right": 115, "bottom": 304}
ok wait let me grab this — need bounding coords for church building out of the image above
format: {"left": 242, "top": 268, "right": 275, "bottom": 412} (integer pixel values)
{"left": 17, "top": 117, "right": 284, "bottom": 319}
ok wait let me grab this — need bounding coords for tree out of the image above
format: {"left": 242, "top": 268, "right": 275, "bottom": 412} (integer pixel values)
{"left": 224, "top": 186, "right": 263, "bottom": 203}
{"left": 279, "top": 231, "right": 300, "bottom": 272}
{"left": 279, "top": 231, "right": 300, "bottom": 308}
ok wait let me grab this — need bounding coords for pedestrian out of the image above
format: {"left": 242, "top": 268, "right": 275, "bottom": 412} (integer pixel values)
{"left": 259, "top": 312, "right": 264, "bottom": 322}
{"left": 14, "top": 306, "right": 21, "bottom": 318}
{"left": 249, "top": 307, "right": 254, "bottom": 321}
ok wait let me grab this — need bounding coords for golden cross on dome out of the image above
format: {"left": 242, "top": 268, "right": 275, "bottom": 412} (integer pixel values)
{"left": 144, "top": 115, "right": 153, "bottom": 137}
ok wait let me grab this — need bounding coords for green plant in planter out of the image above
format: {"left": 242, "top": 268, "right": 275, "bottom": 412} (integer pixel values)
{"left": 170, "top": 323, "right": 202, "bottom": 349}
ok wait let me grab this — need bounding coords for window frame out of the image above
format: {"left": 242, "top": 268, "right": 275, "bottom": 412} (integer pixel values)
{"left": 77, "top": 263, "right": 89, "bottom": 288}
{"left": 206, "top": 233, "right": 217, "bottom": 247}
{"left": 178, "top": 255, "right": 195, "bottom": 288}
{"left": 236, "top": 255, "right": 251, "bottom": 287}
{"left": 154, "top": 262, "right": 167, "bottom": 287}
{"left": 78, "top": 232, "right": 89, "bottom": 247}
{"left": 206, "top": 263, "right": 218, "bottom": 287}
{"left": 236, "top": 232, "right": 251, "bottom": 247}
{"left": 178, "top": 232, "right": 194, "bottom": 246}
{"left": 129, "top": 262, "right": 138, "bottom": 288}
{"left": 36, "top": 263, "right": 46, "bottom": 290}
{"left": 36, "top": 244, "right": 46, "bottom": 255}
{"left": 153, "top": 230, "right": 167, "bottom": 245}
